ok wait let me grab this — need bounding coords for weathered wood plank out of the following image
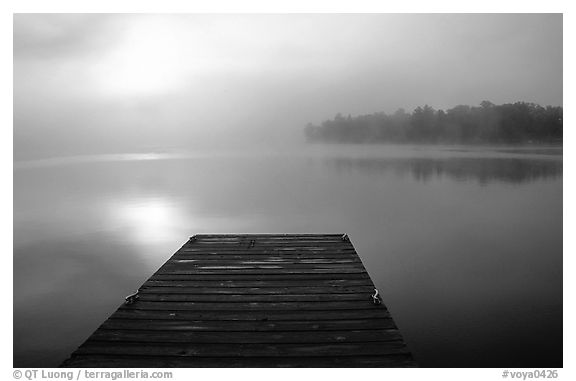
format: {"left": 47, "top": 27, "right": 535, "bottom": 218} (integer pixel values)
{"left": 198, "top": 233, "right": 341, "bottom": 235}
{"left": 187, "top": 235, "right": 343, "bottom": 239}
{"left": 181, "top": 240, "right": 354, "bottom": 246}
{"left": 143, "top": 279, "right": 375, "bottom": 288}
{"left": 101, "top": 318, "right": 397, "bottom": 332}
{"left": 136, "top": 293, "right": 375, "bottom": 302}
{"left": 173, "top": 254, "right": 361, "bottom": 260}
{"left": 149, "top": 273, "right": 372, "bottom": 281}
{"left": 88, "top": 329, "right": 403, "bottom": 344}
{"left": 167, "top": 259, "right": 364, "bottom": 266}
{"left": 180, "top": 245, "right": 355, "bottom": 249}
{"left": 109, "top": 308, "right": 390, "bottom": 321}
{"left": 185, "top": 241, "right": 353, "bottom": 246}
{"left": 188, "top": 234, "right": 347, "bottom": 242}
{"left": 61, "top": 354, "right": 417, "bottom": 368}
{"left": 155, "top": 269, "right": 368, "bottom": 275}
{"left": 138, "top": 286, "right": 376, "bottom": 294}
{"left": 166, "top": 256, "right": 361, "bottom": 266}
{"left": 119, "top": 301, "right": 383, "bottom": 311}
{"left": 75, "top": 341, "right": 410, "bottom": 357}
{"left": 162, "top": 261, "right": 366, "bottom": 272}
{"left": 176, "top": 250, "right": 358, "bottom": 256}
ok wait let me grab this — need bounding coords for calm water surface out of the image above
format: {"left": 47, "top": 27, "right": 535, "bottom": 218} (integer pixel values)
{"left": 13, "top": 145, "right": 562, "bottom": 367}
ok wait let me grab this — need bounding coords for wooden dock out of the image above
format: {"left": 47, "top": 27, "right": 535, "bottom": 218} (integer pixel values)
{"left": 61, "top": 234, "right": 416, "bottom": 367}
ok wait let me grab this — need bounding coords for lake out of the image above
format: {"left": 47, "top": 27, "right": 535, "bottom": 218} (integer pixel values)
{"left": 13, "top": 144, "right": 563, "bottom": 367}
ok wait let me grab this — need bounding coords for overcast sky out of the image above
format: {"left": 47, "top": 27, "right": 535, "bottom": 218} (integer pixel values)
{"left": 14, "top": 14, "right": 562, "bottom": 160}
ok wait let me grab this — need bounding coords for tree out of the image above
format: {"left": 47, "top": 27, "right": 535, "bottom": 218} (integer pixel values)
{"left": 303, "top": 101, "right": 562, "bottom": 144}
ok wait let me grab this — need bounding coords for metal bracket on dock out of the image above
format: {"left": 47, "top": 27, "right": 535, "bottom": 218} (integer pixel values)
{"left": 372, "top": 288, "right": 382, "bottom": 305}
{"left": 124, "top": 290, "right": 139, "bottom": 305}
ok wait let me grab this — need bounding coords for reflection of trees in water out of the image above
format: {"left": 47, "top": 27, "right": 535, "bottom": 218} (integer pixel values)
{"left": 329, "top": 157, "right": 562, "bottom": 184}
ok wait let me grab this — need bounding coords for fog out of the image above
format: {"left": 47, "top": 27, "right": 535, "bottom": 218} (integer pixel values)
{"left": 14, "top": 14, "right": 562, "bottom": 160}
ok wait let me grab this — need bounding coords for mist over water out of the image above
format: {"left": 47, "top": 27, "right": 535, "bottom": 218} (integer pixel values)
{"left": 14, "top": 14, "right": 562, "bottom": 162}
{"left": 13, "top": 145, "right": 562, "bottom": 367}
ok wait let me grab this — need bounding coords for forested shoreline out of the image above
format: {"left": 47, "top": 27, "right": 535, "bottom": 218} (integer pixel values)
{"left": 304, "top": 101, "right": 562, "bottom": 144}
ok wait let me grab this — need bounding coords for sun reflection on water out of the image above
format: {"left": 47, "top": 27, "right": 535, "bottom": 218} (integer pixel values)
{"left": 112, "top": 198, "right": 189, "bottom": 246}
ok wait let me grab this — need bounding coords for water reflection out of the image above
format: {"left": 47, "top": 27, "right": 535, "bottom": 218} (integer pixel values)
{"left": 111, "top": 198, "right": 190, "bottom": 245}
{"left": 13, "top": 235, "right": 152, "bottom": 367}
{"left": 328, "top": 157, "right": 562, "bottom": 184}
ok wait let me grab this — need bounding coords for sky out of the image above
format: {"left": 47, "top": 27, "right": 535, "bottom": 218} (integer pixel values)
{"left": 13, "top": 13, "right": 562, "bottom": 160}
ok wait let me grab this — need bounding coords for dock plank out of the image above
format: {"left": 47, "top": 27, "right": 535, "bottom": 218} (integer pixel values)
{"left": 61, "top": 354, "right": 417, "bottom": 368}
{"left": 117, "top": 300, "right": 388, "bottom": 311}
{"left": 74, "top": 341, "right": 411, "bottom": 357}
{"left": 143, "top": 279, "right": 375, "bottom": 287}
{"left": 88, "top": 329, "right": 404, "bottom": 344}
{"left": 101, "top": 318, "right": 397, "bottom": 332}
{"left": 138, "top": 286, "right": 376, "bottom": 294}
{"left": 149, "top": 273, "right": 372, "bottom": 281}
{"left": 108, "top": 308, "right": 391, "bottom": 321}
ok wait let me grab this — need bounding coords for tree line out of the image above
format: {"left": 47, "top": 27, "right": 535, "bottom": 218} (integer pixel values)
{"left": 304, "top": 101, "right": 562, "bottom": 144}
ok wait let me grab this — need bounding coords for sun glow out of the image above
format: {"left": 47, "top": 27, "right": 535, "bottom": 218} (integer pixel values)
{"left": 92, "top": 17, "right": 191, "bottom": 97}
{"left": 113, "top": 198, "right": 186, "bottom": 245}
